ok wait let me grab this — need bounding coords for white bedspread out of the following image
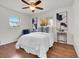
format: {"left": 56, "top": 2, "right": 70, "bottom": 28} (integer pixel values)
{"left": 16, "top": 32, "right": 54, "bottom": 58}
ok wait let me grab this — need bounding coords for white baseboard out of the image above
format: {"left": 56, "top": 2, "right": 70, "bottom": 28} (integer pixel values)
{"left": 0, "top": 40, "right": 17, "bottom": 46}
{"left": 73, "top": 43, "right": 79, "bottom": 57}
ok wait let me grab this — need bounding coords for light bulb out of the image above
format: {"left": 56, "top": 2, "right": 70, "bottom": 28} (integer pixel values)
{"left": 30, "top": 6, "right": 35, "bottom": 10}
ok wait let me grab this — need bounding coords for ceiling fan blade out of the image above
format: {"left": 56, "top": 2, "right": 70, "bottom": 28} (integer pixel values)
{"left": 34, "top": 0, "right": 41, "bottom": 5}
{"left": 21, "top": 0, "right": 30, "bottom": 5}
{"left": 36, "top": 7, "right": 43, "bottom": 10}
{"left": 22, "top": 7, "right": 29, "bottom": 9}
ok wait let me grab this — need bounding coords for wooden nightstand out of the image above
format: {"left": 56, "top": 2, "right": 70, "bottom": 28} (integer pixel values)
{"left": 57, "top": 31, "right": 67, "bottom": 43}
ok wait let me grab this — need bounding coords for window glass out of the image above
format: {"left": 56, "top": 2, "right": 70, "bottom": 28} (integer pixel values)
{"left": 9, "top": 16, "right": 19, "bottom": 27}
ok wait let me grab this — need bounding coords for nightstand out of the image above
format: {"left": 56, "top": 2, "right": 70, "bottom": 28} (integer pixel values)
{"left": 57, "top": 31, "right": 67, "bottom": 43}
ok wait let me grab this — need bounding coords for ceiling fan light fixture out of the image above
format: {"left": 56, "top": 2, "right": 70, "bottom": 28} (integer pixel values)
{"left": 30, "top": 6, "right": 36, "bottom": 10}
{"left": 21, "top": 0, "right": 43, "bottom": 12}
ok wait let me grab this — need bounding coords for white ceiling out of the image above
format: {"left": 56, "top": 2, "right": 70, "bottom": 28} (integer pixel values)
{"left": 0, "top": 0, "right": 74, "bottom": 14}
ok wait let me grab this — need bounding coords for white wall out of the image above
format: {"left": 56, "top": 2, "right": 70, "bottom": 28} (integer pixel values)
{"left": 0, "top": 5, "right": 32, "bottom": 45}
{"left": 34, "top": 7, "right": 74, "bottom": 45}
{"left": 73, "top": 0, "right": 79, "bottom": 57}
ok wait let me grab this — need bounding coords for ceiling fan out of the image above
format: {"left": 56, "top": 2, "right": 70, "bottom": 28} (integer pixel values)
{"left": 21, "top": 0, "right": 44, "bottom": 12}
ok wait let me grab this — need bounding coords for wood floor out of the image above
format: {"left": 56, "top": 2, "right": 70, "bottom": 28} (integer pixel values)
{"left": 0, "top": 42, "right": 77, "bottom": 58}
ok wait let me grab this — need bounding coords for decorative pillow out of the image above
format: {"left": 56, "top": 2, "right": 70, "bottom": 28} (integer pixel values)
{"left": 37, "top": 26, "right": 49, "bottom": 33}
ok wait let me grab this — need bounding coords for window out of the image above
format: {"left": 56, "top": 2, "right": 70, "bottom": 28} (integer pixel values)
{"left": 9, "top": 16, "right": 20, "bottom": 27}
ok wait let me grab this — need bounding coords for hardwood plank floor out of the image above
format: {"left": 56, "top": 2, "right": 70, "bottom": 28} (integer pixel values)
{"left": 0, "top": 42, "right": 77, "bottom": 58}
{"left": 47, "top": 42, "right": 77, "bottom": 58}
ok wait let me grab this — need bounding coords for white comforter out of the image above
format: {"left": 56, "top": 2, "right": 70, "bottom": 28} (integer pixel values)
{"left": 16, "top": 32, "right": 54, "bottom": 58}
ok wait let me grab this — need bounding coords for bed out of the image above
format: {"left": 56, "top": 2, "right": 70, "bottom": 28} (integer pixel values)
{"left": 16, "top": 32, "right": 54, "bottom": 58}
